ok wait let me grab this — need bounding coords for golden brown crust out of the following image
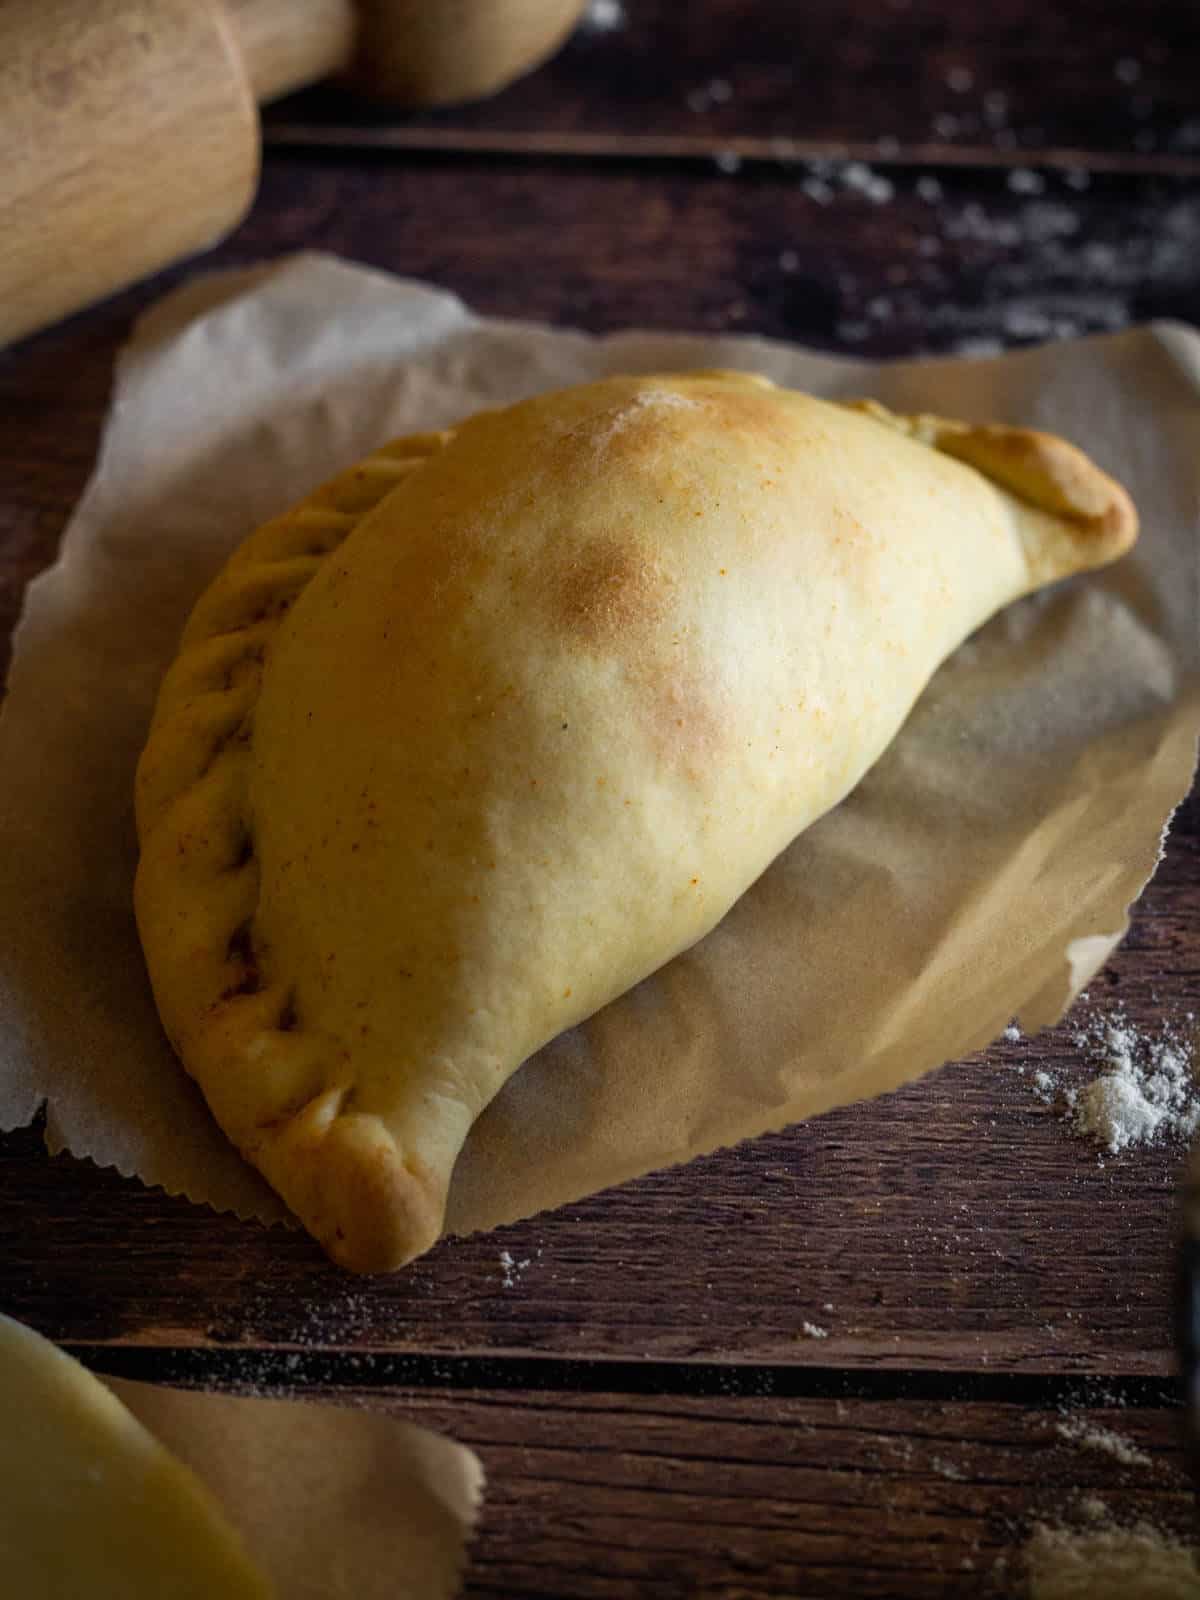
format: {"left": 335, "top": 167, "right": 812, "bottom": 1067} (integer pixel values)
{"left": 843, "top": 400, "right": 1138, "bottom": 573}
{"left": 254, "top": 1104, "right": 445, "bottom": 1275}
{"left": 135, "top": 374, "right": 1139, "bottom": 1274}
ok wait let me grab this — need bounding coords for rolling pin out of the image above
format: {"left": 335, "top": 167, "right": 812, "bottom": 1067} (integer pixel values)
{"left": 0, "top": 0, "right": 588, "bottom": 350}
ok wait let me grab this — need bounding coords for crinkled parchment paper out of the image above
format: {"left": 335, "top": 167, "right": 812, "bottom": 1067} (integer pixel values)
{"left": 1, "top": 252, "right": 1197, "bottom": 1238}
{"left": 109, "top": 1373, "right": 482, "bottom": 1600}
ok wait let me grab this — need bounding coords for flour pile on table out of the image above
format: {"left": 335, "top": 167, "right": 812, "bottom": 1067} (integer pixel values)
{"left": 1070, "top": 1012, "right": 1198, "bottom": 1154}
{"left": 1024, "top": 1506, "right": 1200, "bottom": 1599}
{"left": 1054, "top": 1417, "right": 1152, "bottom": 1469}
{"left": 1026, "top": 1007, "right": 1199, "bottom": 1156}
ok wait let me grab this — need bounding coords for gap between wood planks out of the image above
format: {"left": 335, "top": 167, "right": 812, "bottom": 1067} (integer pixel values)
{"left": 65, "top": 1345, "right": 1181, "bottom": 1410}
{"left": 260, "top": 123, "right": 1200, "bottom": 178}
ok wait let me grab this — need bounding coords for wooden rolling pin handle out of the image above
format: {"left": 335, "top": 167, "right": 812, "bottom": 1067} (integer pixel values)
{"left": 348, "top": 0, "right": 591, "bottom": 108}
{"left": 224, "top": 0, "right": 356, "bottom": 104}
{"left": 227, "top": 0, "right": 591, "bottom": 108}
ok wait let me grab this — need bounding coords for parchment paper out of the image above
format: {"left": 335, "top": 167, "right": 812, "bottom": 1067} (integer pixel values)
{"left": 0, "top": 252, "right": 1197, "bottom": 1238}
{"left": 109, "top": 1375, "right": 482, "bottom": 1600}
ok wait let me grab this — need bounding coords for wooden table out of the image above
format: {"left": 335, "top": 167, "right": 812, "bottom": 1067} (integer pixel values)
{"left": 2, "top": 3, "right": 1198, "bottom": 1593}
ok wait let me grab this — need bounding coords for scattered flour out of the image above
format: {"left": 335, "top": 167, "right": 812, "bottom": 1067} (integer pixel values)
{"left": 798, "top": 1321, "right": 829, "bottom": 1340}
{"left": 1004, "top": 1023, "right": 1023, "bottom": 1043}
{"left": 1055, "top": 1417, "right": 1153, "bottom": 1469}
{"left": 1008, "top": 167, "right": 1047, "bottom": 196}
{"left": 688, "top": 77, "right": 734, "bottom": 114}
{"left": 1071, "top": 1013, "right": 1199, "bottom": 1155}
{"left": 842, "top": 161, "right": 894, "bottom": 204}
{"left": 845, "top": 181, "right": 1200, "bottom": 354}
{"left": 1024, "top": 1511, "right": 1200, "bottom": 1600}
{"left": 983, "top": 90, "right": 1009, "bottom": 127}
{"left": 713, "top": 150, "right": 742, "bottom": 174}
{"left": 801, "top": 158, "right": 894, "bottom": 207}
{"left": 1033, "top": 1069, "right": 1060, "bottom": 1104}
{"left": 586, "top": 389, "right": 698, "bottom": 453}
{"left": 498, "top": 1249, "right": 531, "bottom": 1288}
{"left": 581, "top": 0, "right": 624, "bottom": 30}
{"left": 1019, "top": 1006, "right": 1198, "bottom": 1154}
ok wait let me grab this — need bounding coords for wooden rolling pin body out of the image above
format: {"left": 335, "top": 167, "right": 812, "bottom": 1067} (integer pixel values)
{"left": 0, "top": 0, "right": 260, "bottom": 349}
{"left": 0, "top": 0, "right": 588, "bottom": 350}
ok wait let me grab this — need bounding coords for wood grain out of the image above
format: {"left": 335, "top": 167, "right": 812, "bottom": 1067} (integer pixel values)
{"left": 265, "top": 0, "right": 1200, "bottom": 168}
{"left": 0, "top": 0, "right": 259, "bottom": 349}
{"left": 57, "top": 1366, "right": 1200, "bottom": 1599}
{"left": 405, "top": 1392, "right": 1195, "bottom": 1600}
{"left": 385, "top": 1391, "right": 1196, "bottom": 1600}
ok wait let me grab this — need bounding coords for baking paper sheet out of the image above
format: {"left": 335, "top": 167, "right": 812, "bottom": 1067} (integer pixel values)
{"left": 0, "top": 251, "right": 1197, "bottom": 1238}
{"left": 110, "top": 1374, "right": 482, "bottom": 1600}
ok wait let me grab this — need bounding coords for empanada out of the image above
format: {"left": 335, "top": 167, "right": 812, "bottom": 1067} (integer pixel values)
{"left": 134, "top": 372, "right": 1136, "bottom": 1271}
{"left": 0, "top": 1314, "right": 272, "bottom": 1597}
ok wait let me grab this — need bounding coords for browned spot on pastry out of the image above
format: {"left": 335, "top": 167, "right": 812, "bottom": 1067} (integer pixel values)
{"left": 630, "top": 660, "right": 729, "bottom": 779}
{"left": 693, "top": 383, "right": 802, "bottom": 460}
{"left": 551, "top": 535, "right": 669, "bottom": 646}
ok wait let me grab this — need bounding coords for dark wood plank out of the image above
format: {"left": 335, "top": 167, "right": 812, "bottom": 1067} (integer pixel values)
{"left": 5, "top": 157, "right": 1200, "bottom": 648}
{"left": 0, "top": 155, "right": 1197, "bottom": 1373}
{"left": 418, "top": 1393, "right": 1196, "bottom": 1600}
{"left": 265, "top": 0, "right": 1200, "bottom": 169}
{"left": 237, "top": 157, "right": 1200, "bottom": 355}
{"left": 67, "top": 1366, "right": 1200, "bottom": 1600}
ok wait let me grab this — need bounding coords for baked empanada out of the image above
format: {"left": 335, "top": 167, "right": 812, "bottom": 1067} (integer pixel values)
{"left": 134, "top": 372, "right": 1136, "bottom": 1271}
{"left": 0, "top": 1315, "right": 271, "bottom": 1597}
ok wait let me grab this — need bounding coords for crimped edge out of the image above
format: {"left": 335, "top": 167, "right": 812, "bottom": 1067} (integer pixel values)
{"left": 843, "top": 399, "right": 1139, "bottom": 577}
{"left": 134, "top": 430, "right": 453, "bottom": 1273}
